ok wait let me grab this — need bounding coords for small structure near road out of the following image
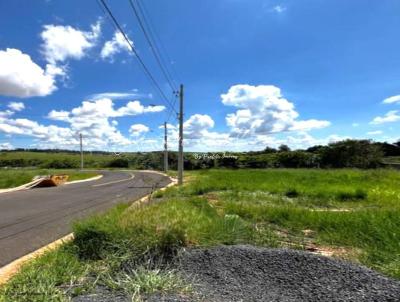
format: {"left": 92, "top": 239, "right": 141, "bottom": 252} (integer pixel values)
{"left": 32, "top": 175, "right": 69, "bottom": 187}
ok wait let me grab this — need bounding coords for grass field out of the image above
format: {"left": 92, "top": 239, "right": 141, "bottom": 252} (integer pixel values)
{"left": 384, "top": 156, "right": 400, "bottom": 163}
{"left": 1, "top": 169, "right": 399, "bottom": 301}
{"left": 0, "top": 169, "right": 98, "bottom": 189}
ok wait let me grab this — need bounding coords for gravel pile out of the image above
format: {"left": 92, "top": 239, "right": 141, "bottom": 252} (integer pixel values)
{"left": 73, "top": 245, "right": 400, "bottom": 301}
{"left": 175, "top": 245, "right": 400, "bottom": 301}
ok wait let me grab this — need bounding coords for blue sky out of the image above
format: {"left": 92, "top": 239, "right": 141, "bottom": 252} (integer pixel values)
{"left": 0, "top": 0, "right": 399, "bottom": 152}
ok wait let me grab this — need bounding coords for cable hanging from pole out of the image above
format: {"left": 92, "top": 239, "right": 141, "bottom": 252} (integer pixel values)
{"left": 136, "top": 0, "right": 182, "bottom": 85}
{"left": 128, "top": 0, "right": 177, "bottom": 92}
{"left": 98, "top": 0, "right": 177, "bottom": 115}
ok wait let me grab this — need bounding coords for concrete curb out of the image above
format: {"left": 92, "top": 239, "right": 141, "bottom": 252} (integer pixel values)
{"left": 0, "top": 234, "right": 74, "bottom": 285}
{"left": 0, "top": 178, "right": 44, "bottom": 194}
{"left": 0, "top": 174, "right": 103, "bottom": 195}
{"left": 0, "top": 171, "right": 177, "bottom": 285}
{"left": 128, "top": 175, "right": 178, "bottom": 210}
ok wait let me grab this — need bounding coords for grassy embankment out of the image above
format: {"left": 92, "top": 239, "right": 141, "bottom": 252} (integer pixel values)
{"left": 1, "top": 169, "right": 400, "bottom": 301}
{"left": 0, "top": 169, "right": 98, "bottom": 189}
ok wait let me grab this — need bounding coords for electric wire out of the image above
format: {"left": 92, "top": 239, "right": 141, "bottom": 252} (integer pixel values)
{"left": 128, "top": 0, "right": 177, "bottom": 92}
{"left": 98, "top": 0, "right": 177, "bottom": 115}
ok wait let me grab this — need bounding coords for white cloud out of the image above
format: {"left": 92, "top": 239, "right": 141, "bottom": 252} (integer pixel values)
{"left": 41, "top": 21, "right": 101, "bottom": 64}
{"left": 0, "top": 48, "right": 58, "bottom": 98}
{"left": 383, "top": 95, "right": 400, "bottom": 104}
{"left": 101, "top": 31, "right": 132, "bottom": 60}
{"left": 116, "top": 101, "right": 165, "bottom": 116}
{"left": 272, "top": 5, "right": 286, "bottom": 13}
{"left": 88, "top": 91, "right": 143, "bottom": 100}
{"left": 47, "top": 110, "right": 70, "bottom": 121}
{"left": 222, "top": 84, "right": 330, "bottom": 135}
{"left": 370, "top": 110, "right": 400, "bottom": 124}
{"left": 0, "top": 110, "right": 14, "bottom": 119}
{"left": 43, "top": 98, "right": 164, "bottom": 149}
{"left": 184, "top": 114, "right": 215, "bottom": 139}
{"left": 290, "top": 119, "right": 331, "bottom": 131}
{"left": 0, "top": 142, "right": 13, "bottom": 150}
{"left": 8, "top": 102, "right": 25, "bottom": 111}
{"left": 352, "top": 123, "right": 359, "bottom": 127}
{"left": 129, "top": 124, "right": 149, "bottom": 136}
{"left": 367, "top": 130, "right": 383, "bottom": 135}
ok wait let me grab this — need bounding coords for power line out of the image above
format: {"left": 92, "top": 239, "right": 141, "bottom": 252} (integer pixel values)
{"left": 134, "top": 0, "right": 181, "bottom": 121}
{"left": 129, "top": 0, "right": 178, "bottom": 122}
{"left": 136, "top": 0, "right": 182, "bottom": 85}
{"left": 98, "top": 0, "right": 177, "bottom": 115}
{"left": 166, "top": 91, "right": 179, "bottom": 123}
{"left": 128, "top": 0, "right": 177, "bottom": 92}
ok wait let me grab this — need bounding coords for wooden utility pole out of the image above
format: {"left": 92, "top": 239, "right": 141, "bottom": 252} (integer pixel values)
{"left": 79, "top": 133, "right": 83, "bottom": 170}
{"left": 178, "top": 84, "right": 184, "bottom": 185}
{"left": 164, "top": 121, "right": 168, "bottom": 173}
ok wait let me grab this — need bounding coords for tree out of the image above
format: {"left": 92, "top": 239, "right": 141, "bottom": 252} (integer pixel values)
{"left": 263, "top": 147, "right": 277, "bottom": 154}
{"left": 278, "top": 144, "right": 291, "bottom": 152}
{"left": 320, "top": 139, "right": 383, "bottom": 168}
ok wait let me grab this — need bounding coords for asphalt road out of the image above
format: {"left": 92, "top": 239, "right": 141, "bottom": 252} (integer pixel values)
{"left": 0, "top": 171, "right": 171, "bottom": 267}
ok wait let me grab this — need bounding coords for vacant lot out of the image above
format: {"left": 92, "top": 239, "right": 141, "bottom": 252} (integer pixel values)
{"left": 1, "top": 169, "right": 399, "bottom": 301}
{"left": 0, "top": 169, "right": 98, "bottom": 189}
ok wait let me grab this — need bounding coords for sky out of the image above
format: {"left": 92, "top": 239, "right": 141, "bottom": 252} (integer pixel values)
{"left": 0, "top": 0, "right": 399, "bottom": 152}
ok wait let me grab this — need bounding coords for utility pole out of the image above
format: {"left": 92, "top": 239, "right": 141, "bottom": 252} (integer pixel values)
{"left": 79, "top": 133, "right": 84, "bottom": 170}
{"left": 178, "top": 84, "right": 184, "bottom": 185}
{"left": 164, "top": 121, "right": 168, "bottom": 173}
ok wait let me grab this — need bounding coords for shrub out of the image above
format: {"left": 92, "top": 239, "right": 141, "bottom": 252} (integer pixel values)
{"left": 285, "top": 188, "right": 300, "bottom": 198}
{"left": 107, "top": 158, "right": 129, "bottom": 168}
{"left": 320, "top": 140, "right": 383, "bottom": 168}
{"left": 41, "top": 158, "right": 79, "bottom": 169}
{"left": 73, "top": 223, "right": 111, "bottom": 260}
{"left": 337, "top": 189, "right": 367, "bottom": 201}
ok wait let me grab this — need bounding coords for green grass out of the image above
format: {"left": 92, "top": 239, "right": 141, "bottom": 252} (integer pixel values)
{"left": 384, "top": 156, "right": 400, "bottom": 164}
{"left": 1, "top": 168, "right": 400, "bottom": 301}
{"left": 0, "top": 169, "right": 98, "bottom": 189}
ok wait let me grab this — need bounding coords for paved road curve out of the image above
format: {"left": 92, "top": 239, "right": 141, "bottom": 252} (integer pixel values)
{"left": 0, "top": 171, "right": 171, "bottom": 267}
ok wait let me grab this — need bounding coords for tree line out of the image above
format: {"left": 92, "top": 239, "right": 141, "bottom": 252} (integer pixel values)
{"left": 0, "top": 139, "right": 399, "bottom": 170}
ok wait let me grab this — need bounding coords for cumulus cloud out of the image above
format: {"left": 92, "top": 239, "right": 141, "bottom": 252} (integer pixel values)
{"left": 367, "top": 130, "right": 383, "bottom": 135}
{"left": 129, "top": 124, "right": 149, "bottom": 136}
{"left": 222, "top": 84, "right": 330, "bottom": 136}
{"left": 44, "top": 98, "right": 163, "bottom": 149}
{"left": 0, "top": 48, "right": 58, "bottom": 98}
{"left": 184, "top": 114, "right": 215, "bottom": 139}
{"left": 370, "top": 110, "right": 400, "bottom": 124}
{"left": 101, "top": 31, "right": 132, "bottom": 60}
{"left": 0, "top": 142, "right": 13, "bottom": 150}
{"left": 0, "top": 21, "right": 102, "bottom": 99}
{"left": 8, "top": 102, "right": 25, "bottom": 111}
{"left": 383, "top": 95, "right": 400, "bottom": 104}
{"left": 41, "top": 21, "right": 101, "bottom": 64}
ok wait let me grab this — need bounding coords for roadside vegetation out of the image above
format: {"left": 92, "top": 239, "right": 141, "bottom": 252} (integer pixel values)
{"left": 1, "top": 139, "right": 400, "bottom": 171}
{"left": 1, "top": 168, "right": 399, "bottom": 301}
{"left": 0, "top": 169, "right": 98, "bottom": 189}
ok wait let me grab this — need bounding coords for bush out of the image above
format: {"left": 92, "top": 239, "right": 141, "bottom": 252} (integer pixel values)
{"left": 73, "top": 223, "right": 111, "bottom": 260}
{"left": 337, "top": 189, "right": 367, "bottom": 201}
{"left": 157, "top": 228, "right": 187, "bottom": 259}
{"left": 320, "top": 140, "right": 383, "bottom": 169}
{"left": 276, "top": 151, "right": 318, "bottom": 168}
{"left": 285, "top": 188, "right": 300, "bottom": 198}
{"left": 41, "top": 158, "right": 79, "bottom": 169}
{"left": 107, "top": 158, "right": 129, "bottom": 168}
